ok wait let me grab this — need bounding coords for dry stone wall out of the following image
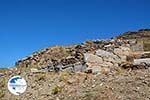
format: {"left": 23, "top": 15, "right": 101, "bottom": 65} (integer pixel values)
{"left": 16, "top": 39, "right": 135, "bottom": 74}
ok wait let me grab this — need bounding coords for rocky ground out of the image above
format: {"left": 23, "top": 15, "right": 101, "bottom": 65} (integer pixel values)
{"left": 0, "top": 29, "right": 150, "bottom": 100}
{"left": 0, "top": 67, "right": 150, "bottom": 100}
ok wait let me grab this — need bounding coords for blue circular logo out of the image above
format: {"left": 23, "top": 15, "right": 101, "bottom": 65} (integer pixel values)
{"left": 7, "top": 76, "right": 27, "bottom": 95}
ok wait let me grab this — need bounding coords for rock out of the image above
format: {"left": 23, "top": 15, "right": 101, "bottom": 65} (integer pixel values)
{"left": 114, "top": 47, "right": 131, "bottom": 56}
{"left": 31, "top": 83, "right": 36, "bottom": 88}
{"left": 30, "top": 68, "right": 45, "bottom": 73}
{"left": 73, "top": 64, "right": 87, "bottom": 72}
{"left": 140, "top": 53, "right": 150, "bottom": 58}
{"left": 86, "top": 66, "right": 111, "bottom": 74}
{"left": 87, "top": 66, "right": 101, "bottom": 74}
{"left": 55, "top": 64, "right": 63, "bottom": 71}
{"left": 56, "top": 97, "right": 60, "bottom": 100}
{"left": 62, "top": 66, "right": 74, "bottom": 72}
{"left": 120, "top": 55, "right": 127, "bottom": 62}
{"left": 133, "top": 58, "right": 150, "bottom": 65}
{"left": 84, "top": 53, "right": 103, "bottom": 64}
{"left": 84, "top": 51, "right": 119, "bottom": 74}
{"left": 88, "top": 61, "right": 113, "bottom": 68}
{"left": 101, "top": 67, "right": 111, "bottom": 75}
{"left": 31, "top": 68, "right": 39, "bottom": 73}
{"left": 67, "top": 78, "right": 76, "bottom": 84}
{"left": 0, "top": 73, "right": 4, "bottom": 77}
{"left": 120, "top": 62, "right": 133, "bottom": 69}
{"left": 84, "top": 53, "right": 105, "bottom": 74}
{"left": 96, "top": 49, "right": 120, "bottom": 63}
{"left": 114, "top": 48, "right": 123, "bottom": 56}
{"left": 103, "top": 62, "right": 114, "bottom": 67}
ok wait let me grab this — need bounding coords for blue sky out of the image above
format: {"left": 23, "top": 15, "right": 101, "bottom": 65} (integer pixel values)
{"left": 0, "top": 0, "right": 150, "bottom": 68}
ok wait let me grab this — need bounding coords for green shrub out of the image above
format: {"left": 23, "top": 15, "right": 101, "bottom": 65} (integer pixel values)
{"left": 52, "top": 85, "right": 62, "bottom": 95}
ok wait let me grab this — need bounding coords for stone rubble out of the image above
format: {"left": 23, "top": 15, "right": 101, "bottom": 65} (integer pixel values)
{"left": 0, "top": 73, "right": 4, "bottom": 77}
{"left": 84, "top": 46, "right": 132, "bottom": 74}
{"left": 133, "top": 58, "right": 150, "bottom": 66}
{"left": 15, "top": 36, "right": 150, "bottom": 74}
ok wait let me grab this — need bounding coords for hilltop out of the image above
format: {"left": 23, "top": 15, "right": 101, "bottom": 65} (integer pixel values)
{"left": 117, "top": 29, "right": 150, "bottom": 39}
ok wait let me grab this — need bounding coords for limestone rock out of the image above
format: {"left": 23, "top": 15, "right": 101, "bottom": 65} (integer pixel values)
{"left": 96, "top": 49, "right": 120, "bottom": 63}
{"left": 31, "top": 68, "right": 39, "bottom": 73}
{"left": 74, "top": 64, "right": 87, "bottom": 72}
{"left": 84, "top": 53, "right": 103, "bottom": 64}
{"left": 103, "top": 62, "right": 114, "bottom": 67}
{"left": 30, "top": 68, "right": 45, "bottom": 73}
{"left": 133, "top": 58, "right": 150, "bottom": 65}
{"left": 114, "top": 47, "right": 131, "bottom": 56}
{"left": 86, "top": 65, "right": 111, "bottom": 74}
{"left": 86, "top": 66, "right": 101, "bottom": 74}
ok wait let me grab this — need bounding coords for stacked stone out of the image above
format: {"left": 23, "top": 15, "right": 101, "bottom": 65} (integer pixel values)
{"left": 16, "top": 39, "right": 133, "bottom": 73}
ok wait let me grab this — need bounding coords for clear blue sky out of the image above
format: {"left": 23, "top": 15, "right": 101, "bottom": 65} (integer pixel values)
{"left": 0, "top": 0, "right": 150, "bottom": 68}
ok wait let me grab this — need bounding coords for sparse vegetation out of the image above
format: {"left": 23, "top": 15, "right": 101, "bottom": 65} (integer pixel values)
{"left": 35, "top": 73, "right": 46, "bottom": 81}
{"left": 0, "top": 78, "right": 5, "bottom": 98}
{"left": 0, "top": 78, "right": 5, "bottom": 88}
{"left": 0, "top": 89, "right": 5, "bottom": 98}
{"left": 144, "top": 41, "right": 150, "bottom": 51}
{"left": 52, "top": 85, "right": 62, "bottom": 95}
{"left": 59, "top": 72, "right": 70, "bottom": 82}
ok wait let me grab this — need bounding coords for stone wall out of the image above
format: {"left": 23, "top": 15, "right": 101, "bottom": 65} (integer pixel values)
{"left": 129, "top": 38, "right": 150, "bottom": 52}
{"left": 129, "top": 39, "right": 144, "bottom": 52}
{"left": 143, "top": 38, "right": 150, "bottom": 51}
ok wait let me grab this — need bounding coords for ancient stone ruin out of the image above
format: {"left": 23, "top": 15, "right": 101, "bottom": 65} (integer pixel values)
{"left": 15, "top": 29, "right": 150, "bottom": 74}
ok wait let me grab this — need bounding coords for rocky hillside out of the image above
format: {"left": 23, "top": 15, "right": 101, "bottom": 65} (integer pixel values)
{"left": 117, "top": 29, "right": 150, "bottom": 39}
{"left": 15, "top": 39, "right": 132, "bottom": 72}
{"left": 0, "top": 29, "right": 150, "bottom": 100}
{"left": 15, "top": 29, "right": 150, "bottom": 72}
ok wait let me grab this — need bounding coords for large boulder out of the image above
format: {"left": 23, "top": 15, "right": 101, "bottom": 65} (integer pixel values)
{"left": 114, "top": 47, "right": 131, "bottom": 56}
{"left": 113, "top": 46, "right": 132, "bottom": 62}
{"left": 84, "top": 53, "right": 114, "bottom": 74}
{"left": 84, "top": 53, "right": 104, "bottom": 74}
{"left": 95, "top": 49, "right": 120, "bottom": 63}
{"left": 84, "top": 53, "right": 103, "bottom": 64}
{"left": 74, "top": 64, "right": 87, "bottom": 72}
{"left": 133, "top": 58, "right": 150, "bottom": 65}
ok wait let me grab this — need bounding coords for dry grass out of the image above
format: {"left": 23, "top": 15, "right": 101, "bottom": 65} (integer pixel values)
{"left": 0, "top": 68, "right": 8, "bottom": 73}
{"left": 58, "top": 72, "right": 73, "bottom": 82}
{"left": 35, "top": 73, "right": 46, "bottom": 81}
{"left": 0, "top": 90, "right": 5, "bottom": 98}
{"left": 144, "top": 43, "right": 150, "bottom": 51}
{"left": 0, "top": 78, "right": 5, "bottom": 98}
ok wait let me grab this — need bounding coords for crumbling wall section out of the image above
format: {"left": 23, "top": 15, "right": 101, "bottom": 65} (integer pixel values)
{"left": 129, "top": 39, "right": 144, "bottom": 52}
